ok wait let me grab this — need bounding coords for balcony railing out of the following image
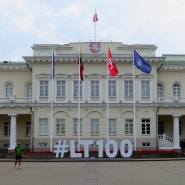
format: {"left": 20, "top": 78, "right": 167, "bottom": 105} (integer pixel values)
{"left": 0, "top": 97, "right": 32, "bottom": 103}
{"left": 157, "top": 97, "right": 185, "bottom": 103}
{"left": 1, "top": 96, "right": 185, "bottom": 104}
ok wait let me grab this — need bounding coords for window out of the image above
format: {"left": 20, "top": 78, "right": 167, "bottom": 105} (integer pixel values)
{"left": 5, "top": 83, "right": 13, "bottom": 98}
{"left": 142, "top": 142, "right": 150, "bottom": 147}
{"left": 74, "top": 119, "right": 82, "bottom": 135}
{"left": 157, "top": 83, "right": 163, "bottom": 98}
{"left": 108, "top": 81, "right": 116, "bottom": 97}
{"left": 158, "top": 122, "right": 164, "bottom": 135}
{"left": 39, "top": 81, "right": 49, "bottom": 97}
{"left": 57, "top": 81, "right": 66, "bottom": 97}
{"left": 125, "top": 119, "right": 133, "bottom": 135}
{"left": 39, "top": 119, "right": 48, "bottom": 135}
{"left": 25, "top": 144, "right": 30, "bottom": 148}
{"left": 91, "top": 81, "right": 99, "bottom": 97}
{"left": 73, "top": 81, "right": 82, "bottom": 97}
{"left": 4, "top": 122, "right": 10, "bottom": 136}
{"left": 141, "top": 81, "right": 150, "bottom": 97}
{"left": 91, "top": 119, "right": 99, "bottom": 135}
{"left": 173, "top": 83, "right": 180, "bottom": 97}
{"left": 3, "top": 144, "right": 9, "bottom": 148}
{"left": 39, "top": 143, "right": 48, "bottom": 148}
{"left": 142, "top": 119, "right": 150, "bottom": 135}
{"left": 26, "top": 83, "right": 32, "bottom": 98}
{"left": 56, "top": 119, "right": 65, "bottom": 135}
{"left": 109, "top": 119, "right": 116, "bottom": 135}
{"left": 124, "top": 81, "right": 133, "bottom": 97}
{"left": 25, "top": 122, "right": 31, "bottom": 137}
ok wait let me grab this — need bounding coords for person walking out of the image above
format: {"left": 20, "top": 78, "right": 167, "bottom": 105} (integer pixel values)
{"left": 14, "top": 142, "right": 23, "bottom": 169}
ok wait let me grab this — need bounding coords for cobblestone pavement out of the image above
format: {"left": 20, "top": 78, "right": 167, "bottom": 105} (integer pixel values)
{"left": 1, "top": 160, "right": 185, "bottom": 185}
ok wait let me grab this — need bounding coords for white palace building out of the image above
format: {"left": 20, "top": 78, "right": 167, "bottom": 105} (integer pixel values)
{"left": 0, "top": 41, "right": 185, "bottom": 152}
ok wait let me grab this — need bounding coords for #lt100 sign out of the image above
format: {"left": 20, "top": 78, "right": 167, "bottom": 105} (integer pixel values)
{"left": 54, "top": 139, "right": 133, "bottom": 158}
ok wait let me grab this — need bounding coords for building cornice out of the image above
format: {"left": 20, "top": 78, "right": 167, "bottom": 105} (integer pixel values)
{"left": 0, "top": 63, "right": 30, "bottom": 71}
{"left": 160, "top": 65, "right": 185, "bottom": 71}
{"left": 23, "top": 56, "right": 165, "bottom": 64}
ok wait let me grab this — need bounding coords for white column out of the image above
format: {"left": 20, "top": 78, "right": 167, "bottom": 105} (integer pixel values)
{"left": 173, "top": 115, "right": 181, "bottom": 149}
{"left": 8, "top": 114, "right": 17, "bottom": 150}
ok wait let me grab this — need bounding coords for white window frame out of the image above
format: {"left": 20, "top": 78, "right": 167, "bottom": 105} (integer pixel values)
{"left": 26, "top": 83, "right": 32, "bottom": 98}
{"left": 157, "top": 83, "right": 164, "bottom": 98}
{"left": 173, "top": 82, "right": 181, "bottom": 97}
{"left": 25, "top": 122, "right": 31, "bottom": 137}
{"left": 56, "top": 119, "right": 65, "bottom": 135}
{"left": 141, "top": 81, "right": 150, "bottom": 98}
{"left": 141, "top": 119, "right": 150, "bottom": 135}
{"left": 39, "top": 80, "right": 49, "bottom": 97}
{"left": 90, "top": 80, "right": 100, "bottom": 97}
{"left": 74, "top": 119, "right": 82, "bottom": 135}
{"left": 73, "top": 81, "right": 83, "bottom": 97}
{"left": 91, "top": 119, "right": 99, "bottom": 135}
{"left": 108, "top": 80, "right": 117, "bottom": 97}
{"left": 125, "top": 119, "right": 133, "bottom": 135}
{"left": 124, "top": 81, "right": 133, "bottom": 98}
{"left": 39, "top": 119, "right": 48, "bottom": 136}
{"left": 56, "top": 80, "right": 66, "bottom": 97}
{"left": 4, "top": 122, "right": 10, "bottom": 136}
{"left": 5, "top": 82, "right": 13, "bottom": 98}
{"left": 109, "top": 119, "right": 116, "bottom": 135}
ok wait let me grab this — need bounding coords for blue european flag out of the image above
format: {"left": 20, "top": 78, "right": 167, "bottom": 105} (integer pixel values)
{"left": 134, "top": 49, "right": 152, "bottom": 73}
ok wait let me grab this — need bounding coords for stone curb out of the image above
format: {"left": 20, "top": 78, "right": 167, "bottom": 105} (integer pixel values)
{"left": 1, "top": 157, "right": 185, "bottom": 162}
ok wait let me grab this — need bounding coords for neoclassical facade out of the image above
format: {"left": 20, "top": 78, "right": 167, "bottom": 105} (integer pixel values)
{"left": 0, "top": 42, "right": 184, "bottom": 151}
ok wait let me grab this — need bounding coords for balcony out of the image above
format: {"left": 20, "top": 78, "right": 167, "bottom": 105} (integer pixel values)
{"left": 0, "top": 96, "right": 32, "bottom": 103}
{"left": 1, "top": 96, "right": 185, "bottom": 105}
{"left": 157, "top": 97, "right": 185, "bottom": 103}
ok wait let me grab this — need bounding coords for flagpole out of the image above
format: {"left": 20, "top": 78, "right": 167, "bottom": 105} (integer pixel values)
{"left": 50, "top": 48, "right": 54, "bottom": 152}
{"left": 132, "top": 46, "right": 136, "bottom": 151}
{"left": 78, "top": 45, "right": 81, "bottom": 151}
{"left": 94, "top": 9, "right": 96, "bottom": 42}
{"left": 106, "top": 44, "right": 109, "bottom": 142}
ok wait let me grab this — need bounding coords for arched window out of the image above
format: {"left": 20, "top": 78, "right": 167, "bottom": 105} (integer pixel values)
{"left": 5, "top": 82, "right": 13, "bottom": 98}
{"left": 157, "top": 83, "right": 164, "bottom": 98}
{"left": 173, "top": 83, "right": 180, "bottom": 97}
{"left": 26, "top": 83, "right": 32, "bottom": 98}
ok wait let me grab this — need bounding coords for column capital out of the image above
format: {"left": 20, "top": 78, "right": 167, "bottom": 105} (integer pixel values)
{"left": 172, "top": 114, "right": 181, "bottom": 118}
{"left": 8, "top": 114, "right": 17, "bottom": 117}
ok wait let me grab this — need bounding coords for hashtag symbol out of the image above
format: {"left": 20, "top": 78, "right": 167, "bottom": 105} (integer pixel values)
{"left": 53, "top": 140, "right": 69, "bottom": 158}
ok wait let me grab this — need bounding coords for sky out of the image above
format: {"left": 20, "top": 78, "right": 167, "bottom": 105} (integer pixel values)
{"left": 1, "top": 0, "right": 185, "bottom": 61}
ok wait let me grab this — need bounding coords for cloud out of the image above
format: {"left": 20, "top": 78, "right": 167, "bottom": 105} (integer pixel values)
{"left": 0, "top": 0, "right": 185, "bottom": 60}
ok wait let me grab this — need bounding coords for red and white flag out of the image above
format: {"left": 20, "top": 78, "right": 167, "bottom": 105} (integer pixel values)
{"left": 108, "top": 47, "right": 118, "bottom": 76}
{"left": 93, "top": 13, "right": 98, "bottom": 22}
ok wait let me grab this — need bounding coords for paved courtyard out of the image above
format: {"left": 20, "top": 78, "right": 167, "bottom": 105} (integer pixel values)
{"left": 0, "top": 160, "right": 185, "bottom": 185}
